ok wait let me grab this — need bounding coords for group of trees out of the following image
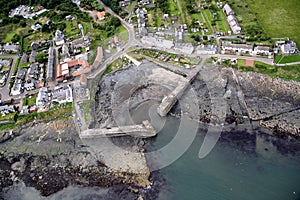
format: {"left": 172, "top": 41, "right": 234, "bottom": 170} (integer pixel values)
{"left": 156, "top": 0, "right": 170, "bottom": 14}
{"left": 102, "top": 0, "right": 121, "bottom": 14}
{"left": 80, "top": 0, "right": 104, "bottom": 11}
{"left": 243, "top": 23, "right": 270, "bottom": 42}
{"left": 93, "top": 14, "right": 121, "bottom": 37}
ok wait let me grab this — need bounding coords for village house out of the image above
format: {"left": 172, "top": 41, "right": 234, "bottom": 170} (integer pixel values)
{"left": 29, "top": 51, "right": 37, "bottom": 63}
{"left": 11, "top": 79, "right": 23, "bottom": 96}
{"left": 1, "top": 44, "right": 19, "bottom": 53}
{"left": 223, "top": 4, "right": 234, "bottom": 16}
{"left": 253, "top": 45, "right": 272, "bottom": 57}
{"left": 136, "top": 8, "right": 148, "bottom": 35}
{"left": 65, "top": 15, "right": 77, "bottom": 21}
{"left": 0, "top": 60, "right": 11, "bottom": 67}
{"left": 24, "top": 82, "right": 35, "bottom": 91}
{"left": 21, "top": 54, "right": 28, "bottom": 64}
{"left": 226, "top": 14, "right": 241, "bottom": 34}
{"left": 195, "top": 44, "right": 218, "bottom": 55}
{"left": 281, "top": 40, "right": 297, "bottom": 55}
{"left": 55, "top": 30, "right": 65, "bottom": 46}
{"left": 223, "top": 4, "right": 241, "bottom": 34}
{"left": 52, "top": 85, "right": 73, "bottom": 104}
{"left": 175, "top": 29, "right": 184, "bottom": 42}
{"left": 56, "top": 59, "right": 89, "bottom": 81}
{"left": 139, "top": 0, "right": 150, "bottom": 6}
{"left": 62, "top": 44, "right": 70, "bottom": 60}
{"left": 0, "top": 105, "right": 15, "bottom": 116}
{"left": 221, "top": 41, "right": 253, "bottom": 55}
{"left": 31, "top": 24, "right": 42, "bottom": 31}
{"left": 11, "top": 67, "right": 27, "bottom": 95}
{"left": 0, "top": 75, "right": 6, "bottom": 86}
{"left": 71, "top": 38, "right": 90, "bottom": 51}
{"left": 36, "top": 87, "right": 50, "bottom": 109}
{"left": 97, "top": 11, "right": 105, "bottom": 21}
{"left": 16, "top": 68, "right": 27, "bottom": 80}
{"left": 28, "top": 63, "right": 40, "bottom": 80}
{"left": 141, "top": 36, "right": 174, "bottom": 49}
{"left": 46, "top": 47, "right": 54, "bottom": 82}
{"left": 119, "top": 0, "right": 131, "bottom": 8}
{"left": 174, "top": 43, "right": 194, "bottom": 54}
{"left": 72, "top": 0, "right": 81, "bottom": 6}
{"left": 31, "top": 42, "right": 40, "bottom": 50}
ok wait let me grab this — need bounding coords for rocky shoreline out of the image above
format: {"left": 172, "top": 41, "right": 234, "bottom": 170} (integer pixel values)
{"left": 0, "top": 119, "right": 160, "bottom": 199}
{"left": 1, "top": 61, "right": 300, "bottom": 198}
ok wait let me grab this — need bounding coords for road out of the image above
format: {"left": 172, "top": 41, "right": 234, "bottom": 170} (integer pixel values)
{"left": 87, "top": 0, "right": 141, "bottom": 79}
{"left": 208, "top": 53, "right": 274, "bottom": 65}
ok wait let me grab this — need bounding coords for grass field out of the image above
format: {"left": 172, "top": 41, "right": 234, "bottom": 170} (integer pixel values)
{"left": 274, "top": 54, "right": 300, "bottom": 64}
{"left": 23, "top": 94, "right": 38, "bottom": 106}
{"left": 118, "top": 26, "right": 129, "bottom": 42}
{"left": 0, "top": 24, "right": 30, "bottom": 43}
{"left": 201, "top": 9, "right": 214, "bottom": 35}
{"left": 237, "top": 59, "right": 300, "bottom": 81}
{"left": 176, "top": 0, "right": 192, "bottom": 25}
{"left": 245, "top": 0, "right": 300, "bottom": 48}
{"left": 168, "top": 0, "right": 179, "bottom": 16}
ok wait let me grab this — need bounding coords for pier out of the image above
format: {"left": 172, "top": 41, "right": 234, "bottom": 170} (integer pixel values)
{"left": 157, "top": 69, "right": 200, "bottom": 117}
{"left": 80, "top": 120, "right": 157, "bottom": 138}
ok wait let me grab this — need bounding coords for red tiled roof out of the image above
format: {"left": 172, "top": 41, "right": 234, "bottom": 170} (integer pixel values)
{"left": 56, "top": 59, "right": 89, "bottom": 79}
{"left": 97, "top": 11, "right": 105, "bottom": 20}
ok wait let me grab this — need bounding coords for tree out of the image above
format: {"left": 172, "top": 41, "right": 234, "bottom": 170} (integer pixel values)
{"left": 11, "top": 34, "right": 20, "bottom": 43}
{"left": 19, "top": 21, "right": 27, "bottom": 27}
{"left": 36, "top": 53, "right": 46, "bottom": 63}
{"left": 57, "top": 23, "right": 66, "bottom": 31}
{"left": 42, "top": 24, "right": 50, "bottom": 33}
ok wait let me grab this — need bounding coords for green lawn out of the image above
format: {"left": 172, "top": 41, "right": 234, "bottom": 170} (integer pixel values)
{"left": 0, "top": 25, "right": 13, "bottom": 42}
{"left": 65, "top": 21, "right": 79, "bottom": 38}
{"left": 0, "top": 112, "right": 16, "bottom": 122}
{"left": 104, "top": 58, "right": 126, "bottom": 75}
{"left": 23, "top": 94, "right": 38, "bottom": 106}
{"left": 23, "top": 32, "right": 52, "bottom": 53}
{"left": 3, "top": 26, "right": 30, "bottom": 43}
{"left": 245, "top": 0, "right": 300, "bottom": 48}
{"left": 191, "top": 13, "right": 204, "bottom": 23}
{"left": 184, "top": 34, "right": 194, "bottom": 43}
{"left": 216, "top": 10, "right": 230, "bottom": 33}
{"left": 201, "top": 10, "right": 214, "bottom": 35}
{"left": 16, "top": 60, "right": 30, "bottom": 70}
{"left": 177, "top": 0, "right": 192, "bottom": 25}
{"left": 79, "top": 100, "right": 92, "bottom": 122}
{"left": 274, "top": 54, "right": 300, "bottom": 64}
{"left": 236, "top": 59, "right": 300, "bottom": 81}
{"left": 237, "top": 59, "right": 246, "bottom": 66}
{"left": 147, "top": 11, "right": 155, "bottom": 27}
{"left": 168, "top": 0, "right": 179, "bottom": 16}
{"left": 0, "top": 123, "right": 16, "bottom": 131}
{"left": 125, "top": 2, "right": 134, "bottom": 12}
{"left": 118, "top": 26, "right": 129, "bottom": 42}
{"left": 16, "top": 103, "right": 73, "bottom": 126}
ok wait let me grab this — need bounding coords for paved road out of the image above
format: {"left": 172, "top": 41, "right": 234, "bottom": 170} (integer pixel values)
{"left": 209, "top": 53, "right": 274, "bottom": 65}
{"left": 88, "top": 0, "right": 141, "bottom": 79}
{"left": 275, "top": 61, "right": 300, "bottom": 66}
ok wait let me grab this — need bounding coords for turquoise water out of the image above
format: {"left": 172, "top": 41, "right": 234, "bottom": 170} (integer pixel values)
{"left": 147, "top": 116, "right": 300, "bottom": 200}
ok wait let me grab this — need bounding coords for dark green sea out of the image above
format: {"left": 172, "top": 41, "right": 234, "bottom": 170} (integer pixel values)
{"left": 148, "top": 116, "right": 300, "bottom": 200}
